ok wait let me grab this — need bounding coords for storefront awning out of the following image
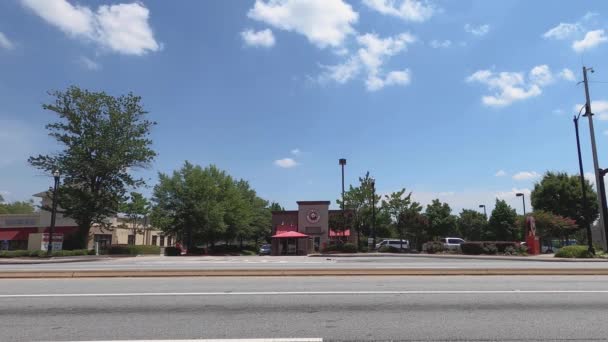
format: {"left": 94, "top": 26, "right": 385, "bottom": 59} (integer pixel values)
{"left": 0, "top": 229, "right": 33, "bottom": 241}
{"left": 329, "top": 229, "right": 351, "bottom": 237}
{"left": 272, "top": 231, "right": 309, "bottom": 238}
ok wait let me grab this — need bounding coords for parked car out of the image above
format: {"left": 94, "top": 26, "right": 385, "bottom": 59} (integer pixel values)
{"left": 375, "top": 239, "right": 410, "bottom": 250}
{"left": 258, "top": 244, "right": 271, "bottom": 255}
{"left": 440, "top": 237, "right": 465, "bottom": 250}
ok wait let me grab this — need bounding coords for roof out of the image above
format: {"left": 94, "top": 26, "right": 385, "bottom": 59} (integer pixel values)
{"left": 272, "top": 231, "right": 309, "bottom": 238}
{"left": 297, "top": 201, "right": 331, "bottom": 205}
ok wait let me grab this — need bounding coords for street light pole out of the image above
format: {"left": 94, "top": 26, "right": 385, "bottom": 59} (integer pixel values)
{"left": 478, "top": 204, "right": 487, "bottom": 219}
{"left": 574, "top": 108, "right": 595, "bottom": 254}
{"left": 47, "top": 170, "right": 60, "bottom": 256}
{"left": 370, "top": 178, "right": 376, "bottom": 248}
{"left": 339, "top": 158, "right": 347, "bottom": 238}
{"left": 581, "top": 66, "right": 608, "bottom": 250}
{"left": 516, "top": 193, "right": 526, "bottom": 240}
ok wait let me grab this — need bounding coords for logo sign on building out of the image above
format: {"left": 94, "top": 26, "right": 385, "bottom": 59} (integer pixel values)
{"left": 42, "top": 233, "right": 63, "bottom": 252}
{"left": 306, "top": 209, "right": 321, "bottom": 224}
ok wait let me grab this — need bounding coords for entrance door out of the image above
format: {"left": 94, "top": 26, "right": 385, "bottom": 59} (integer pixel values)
{"left": 313, "top": 236, "right": 321, "bottom": 252}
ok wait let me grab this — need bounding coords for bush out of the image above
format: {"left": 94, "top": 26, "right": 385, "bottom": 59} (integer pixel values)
{"left": 425, "top": 241, "right": 444, "bottom": 254}
{"left": 483, "top": 244, "right": 498, "bottom": 255}
{"left": 0, "top": 249, "right": 93, "bottom": 258}
{"left": 322, "top": 243, "right": 358, "bottom": 253}
{"left": 340, "top": 243, "right": 358, "bottom": 253}
{"left": 461, "top": 242, "right": 484, "bottom": 255}
{"left": 378, "top": 245, "right": 400, "bottom": 253}
{"left": 461, "top": 241, "right": 519, "bottom": 255}
{"left": 164, "top": 246, "right": 181, "bottom": 256}
{"left": 555, "top": 245, "right": 593, "bottom": 258}
{"left": 108, "top": 245, "right": 160, "bottom": 255}
{"left": 208, "top": 245, "right": 240, "bottom": 255}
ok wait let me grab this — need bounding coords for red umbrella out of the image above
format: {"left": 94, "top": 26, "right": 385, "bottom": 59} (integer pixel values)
{"left": 272, "top": 231, "right": 309, "bottom": 238}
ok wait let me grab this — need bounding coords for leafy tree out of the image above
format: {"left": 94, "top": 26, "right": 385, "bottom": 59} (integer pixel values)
{"left": 0, "top": 200, "right": 36, "bottom": 215}
{"left": 531, "top": 171, "right": 598, "bottom": 229}
{"left": 529, "top": 210, "right": 578, "bottom": 243}
{"left": 382, "top": 188, "right": 420, "bottom": 249}
{"left": 487, "top": 199, "right": 518, "bottom": 241}
{"left": 28, "top": 86, "right": 156, "bottom": 247}
{"left": 269, "top": 202, "right": 284, "bottom": 212}
{"left": 400, "top": 204, "right": 427, "bottom": 250}
{"left": 120, "top": 192, "right": 150, "bottom": 239}
{"left": 457, "top": 209, "right": 486, "bottom": 240}
{"left": 337, "top": 172, "right": 381, "bottom": 249}
{"left": 425, "top": 199, "right": 457, "bottom": 238}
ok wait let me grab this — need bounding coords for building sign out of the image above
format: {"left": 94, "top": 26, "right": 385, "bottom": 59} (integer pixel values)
{"left": 42, "top": 233, "right": 63, "bottom": 251}
{"left": 306, "top": 209, "right": 321, "bottom": 224}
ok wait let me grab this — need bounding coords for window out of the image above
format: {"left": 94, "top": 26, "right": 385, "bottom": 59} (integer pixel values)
{"left": 449, "top": 239, "right": 463, "bottom": 244}
{"left": 160, "top": 236, "right": 165, "bottom": 247}
{"left": 128, "top": 235, "right": 135, "bottom": 245}
{"left": 167, "top": 236, "right": 172, "bottom": 246}
{"left": 152, "top": 236, "right": 158, "bottom": 246}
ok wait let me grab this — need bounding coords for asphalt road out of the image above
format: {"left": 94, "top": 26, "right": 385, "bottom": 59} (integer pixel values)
{"left": 3, "top": 276, "right": 608, "bottom": 341}
{"left": 2, "top": 255, "right": 608, "bottom": 271}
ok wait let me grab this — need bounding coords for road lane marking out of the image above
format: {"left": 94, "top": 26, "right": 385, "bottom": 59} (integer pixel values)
{"left": 4, "top": 290, "right": 608, "bottom": 298}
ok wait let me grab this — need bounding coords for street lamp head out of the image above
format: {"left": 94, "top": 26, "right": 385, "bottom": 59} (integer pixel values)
{"left": 339, "top": 158, "right": 346, "bottom": 166}
{"left": 52, "top": 170, "right": 60, "bottom": 179}
{"left": 516, "top": 193, "right": 524, "bottom": 197}
{"left": 479, "top": 204, "right": 485, "bottom": 208}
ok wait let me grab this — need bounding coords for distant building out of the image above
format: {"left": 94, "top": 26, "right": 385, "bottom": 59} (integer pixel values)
{"left": 271, "top": 201, "right": 354, "bottom": 255}
{"left": 0, "top": 191, "right": 171, "bottom": 250}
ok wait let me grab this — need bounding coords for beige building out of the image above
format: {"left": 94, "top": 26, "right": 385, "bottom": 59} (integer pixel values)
{"left": 0, "top": 191, "right": 171, "bottom": 251}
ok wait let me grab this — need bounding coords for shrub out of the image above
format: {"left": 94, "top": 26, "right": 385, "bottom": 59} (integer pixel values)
{"left": 322, "top": 243, "right": 358, "bottom": 253}
{"left": 378, "top": 245, "right": 400, "bottom": 253}
{"left": 461, "top": 241, "right": 519, "bottom": 255}
{"left": 555, "top": 245, "right": 593, "bottom": 258}
{"left": 340, "top": 243, "right": 358, "bottom": 253}
{"left": 425, "top": 241, "right": 444, "bottom": 254}
{"left": 461, "top": 242, "right": 484, "bottom": 255}
{"left": 108, "top": 245, "right": 160, "bottom": 255}
{"left": 164, "top": 246, "right": 181, "bottom": 256}
{"left": 504, "top": 246, "right": 516, "bottom": 255}
{"left": 483, "top": 243, "right": 498, "bottom": 255}
{"left": 187, "top": 246, "right": 206, "bottom": 255}
{"left": 208, "top": 245, "right": 240, "bottom": 255}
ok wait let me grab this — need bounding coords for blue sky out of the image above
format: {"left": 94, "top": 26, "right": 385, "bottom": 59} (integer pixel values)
{"left": 2, "top": 0, "right": 608, "bottom": 215}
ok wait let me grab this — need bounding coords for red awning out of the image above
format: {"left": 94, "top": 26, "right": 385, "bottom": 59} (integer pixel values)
{"left": 329, "top": 229, "right": 351, "bottom": 237}
{"left": 272, "top": 231, "right": 309, "bottom": 238}
{"left": 0, "top": 229, "right": 36, "bottom": 241}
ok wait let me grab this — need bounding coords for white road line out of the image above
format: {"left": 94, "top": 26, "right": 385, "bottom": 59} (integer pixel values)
{"left": 4, "top": 290, "right": 608, "bottom": 298}
{"left": 47, "top": 339, "right": 323, "bottom": 342}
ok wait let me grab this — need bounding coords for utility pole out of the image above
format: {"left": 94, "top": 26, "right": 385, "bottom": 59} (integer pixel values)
{"left": 574, "top": 111, "right": 594, "bottom": 254}
{"left": 582, "top": 66, "right": 608, "bottom": 250}
{"left": 339, "top": 158, "right": 347, "bottom": 240}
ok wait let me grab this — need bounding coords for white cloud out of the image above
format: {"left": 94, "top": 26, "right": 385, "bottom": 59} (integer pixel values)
{"left": 241, "top": 28, "right": 275, "bottom": 48}
{"left": 363, "top": 0, "right": 436, "bottom": 22}
{"left": 464, "top": 23, "right": 490, "bottom": 36}
{"left": 290, "top": 148, "right": 300, "bottom": 155}
{"left": 247, "top": 0, "right": 358, "bottom": 48}
{"left": 466, "top": 68, "right": 543, "bottom": 107}
{"left": 495, "top": 188, "right": 531, "bottom": 200}
{"left": 543, "top": 22, "right": 580, "bottom": 40}
{"left": 495, "top": 170, "right": 507, "bottom": 177}
{"left": 0, "top": 32, "right": 15, "bottom": 50}
{"left": 22, "top": 0, "right": 160, "bottom": 55}
{"left": 319, "top": 56, "right": 360, "bottom": 84}
{"left": 78, "top": 56, "right": 100, "bottom": 70}
{"left": 274, "top": 158, "right": 298, "bottom": 168}
{"left": 529, "top": 65, "right": 554, "bottom": 86}
{"left": 558, "top": 68, "right": 576, "bottom": 81}
{"left": 585, "top": 172, "right": 596, "bottom": 186}
{"left": 553, "top": 108, "right": 565, "bottom": 115}
{"left": 366, "top": 69, "right": 411, "bottom": 91}
{"left": 429, "top": 39, "right": 451, "bottom": 48}
{"left": 512, "top": 171, "right": 540, "bottom": 181}
{"left": 572, "top": 29, "right": 608, "bottom": 53}
{"left": 573, "top": 101, "right": 608, "bottom": 120}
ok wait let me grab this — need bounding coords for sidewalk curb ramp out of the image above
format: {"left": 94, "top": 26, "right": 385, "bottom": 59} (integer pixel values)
{"left": 2, "top": 268, "right": 608, "bottom": 278}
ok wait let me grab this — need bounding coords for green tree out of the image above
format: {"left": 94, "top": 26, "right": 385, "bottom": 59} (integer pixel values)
{"left": 120, "top": 192, "right": 150, "bottom": 240}
{"left": 529, "top": 210, "right": 578, "bottom": 243}
{"left": 28, "top": 86, "right": 156, "bottom": 248}
{"left": 337, "top": 172, "right": 381, "bottom": 249}
{"left": 382, "top": 188, "right": 419, "bottom": 249}
{"left": 400, "top": 204, "right": 427, "bottom": 250}
{"left": 269, "top": 202, "right": 284, "bottom": 212}
{"left": 457, "top": 209, "right": 486, "bottom": 240}
{"left": 531, "top": 171, "right": 598, "bottom": 228}
{"left": 425, "top": 199, "right": 457, "bottom": 238}
{"left": 487, "top": 199, "right": 518, "bottom": 241}
{"left": 0, "top": 200, "right": 36, "bottom": 215}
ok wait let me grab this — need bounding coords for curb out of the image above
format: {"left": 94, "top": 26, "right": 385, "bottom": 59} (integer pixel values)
{"left": 308, "top": 253, "right": 608, "bottom": 262}
{"left": 3, "top": 268, "right": 608, "bottom": 278}
{"left": 0, "top": 257, "right": 111, "bottom": 265}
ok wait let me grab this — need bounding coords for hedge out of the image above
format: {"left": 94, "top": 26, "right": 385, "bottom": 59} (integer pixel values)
{"left": 0, "top": 249, "right": 93, "bottom": 258}
{"left": 108, "top": 245, "right": 160, "bottom": 255}
{"left": 461, "top": 241, "right": 519, "bottom": 255}
{"left": 378, "top": 245, "right": 401, "bottom": 253}
{"left": 164, "top": 246, "right": 181, "bottom": 256}
{"left": 322, "top": 243, "right": 358, "bottom": 253}
{"left": 425, "top": 241, "right": 444, "bottom": 254}
{"left": 555, "top": 245, "right": 593, "bottom": 258}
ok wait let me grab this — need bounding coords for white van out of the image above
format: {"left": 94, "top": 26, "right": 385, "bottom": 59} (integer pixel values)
{"left": 375, "top": 239, "right": 410, "bottom": 250}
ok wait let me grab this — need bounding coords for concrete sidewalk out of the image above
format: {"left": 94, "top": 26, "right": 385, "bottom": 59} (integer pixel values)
{"left": 309, "top": 252, "right": 608, "bottom": 262}
{"left": 0, "top": 255, "right": 119, "bottom": 265}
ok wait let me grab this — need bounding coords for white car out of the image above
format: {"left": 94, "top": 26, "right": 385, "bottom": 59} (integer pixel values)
{"left": 440, "top": 237, "right": 465, "bottom": 250}
{"left": 375, "top": 239, "right": 410, "bottom": 250}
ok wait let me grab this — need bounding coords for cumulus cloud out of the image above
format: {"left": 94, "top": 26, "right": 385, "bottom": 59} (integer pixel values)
{"left": 78, "top": 56, "right": 100, "bottom": 70}
{"left": 319, "top": 56, "right": 361, "bottom": 84}
{"left": 529, "top": 65, "right": 554, "bottom": 86}
{"left": 572, "top": 29, "right": 608, "bottom": 53}
{"left": 274, "top": 158, "right": 298, "bottom": 168}
{"left": 543, "top": 22, "right": 580, "bottom": 40}
{"left": 495, "top": 170, "right": 507, "bottom": 177}
{"left": 558, "top": 68, "right": 576, "bottom": 81}
{"left": 464, "top": 23, "right": 490, "bottom": 36}
{"left": 466, "top": 68, "right": 542, "bottom": 107}
{"left": 22, "top": 0, "right": 161, "bottom": 55}
{"left": 512, "top": 171, "right": 540, "bottom": 181}
{"left": 290, "top": 148, "right": 300, "bottom": 155}
{"left": 362, "top": 0, "right": 436, "bottom": 22}
{"left": 241, "top": 28, "right": 275, "bottom": 47}
{"left": 247, "top": 0, "right": 358, "bottom": 48}
{"left": 429, "top": 39, "right": 451, "bottom": 48}
{"left": 0, "top": 32, "right": 15, "bottom": 50}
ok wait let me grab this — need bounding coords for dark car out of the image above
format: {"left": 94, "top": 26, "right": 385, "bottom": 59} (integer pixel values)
{"left": 258, "top": 244, "right": 271, "bottom": 255}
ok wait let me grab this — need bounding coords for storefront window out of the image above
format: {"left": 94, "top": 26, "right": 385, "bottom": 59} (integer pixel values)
{"left": 152, "top": 236, "right": 157, "bottom": 246}
{"left": 128, "top": 235, "right": 135, "bottom": 245}
{"left": 160, "top": 236, "right": 165, "bottom": 247}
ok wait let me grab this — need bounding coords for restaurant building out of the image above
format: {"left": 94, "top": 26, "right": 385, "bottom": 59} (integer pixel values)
{"left": 271, "top": 201, "right": 354, "bottom": 255}
{"left": 0, "top": 191, "right": 171, "bottom": 251}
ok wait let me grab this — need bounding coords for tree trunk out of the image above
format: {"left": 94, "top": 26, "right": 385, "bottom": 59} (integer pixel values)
{"left": 240, "top": 236, "right": 243, "bottom": 250}
{"left": 76, "top": 224, "right": 92, "bottom": 249}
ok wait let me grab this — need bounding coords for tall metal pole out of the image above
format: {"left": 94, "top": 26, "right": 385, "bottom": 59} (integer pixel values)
{"left": 521, "top": 194, "right": 526, "bottom": 217}
{"left": 479, "top": 205, "right": 487, "bottom": 219}
{"left": 582, "top": 66, "right": 608, "bottom": 250}
{"left": 371, "top": 179, "right": 376, "bottom": 247}
{"left": 47, "top": 170, "right": 60, "bottom": 256}
{"left": 574, "top": 114, "right": 595, "bottom": 254}
{"left": 339, "top": 159, "right": 346, "bottom": 238}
